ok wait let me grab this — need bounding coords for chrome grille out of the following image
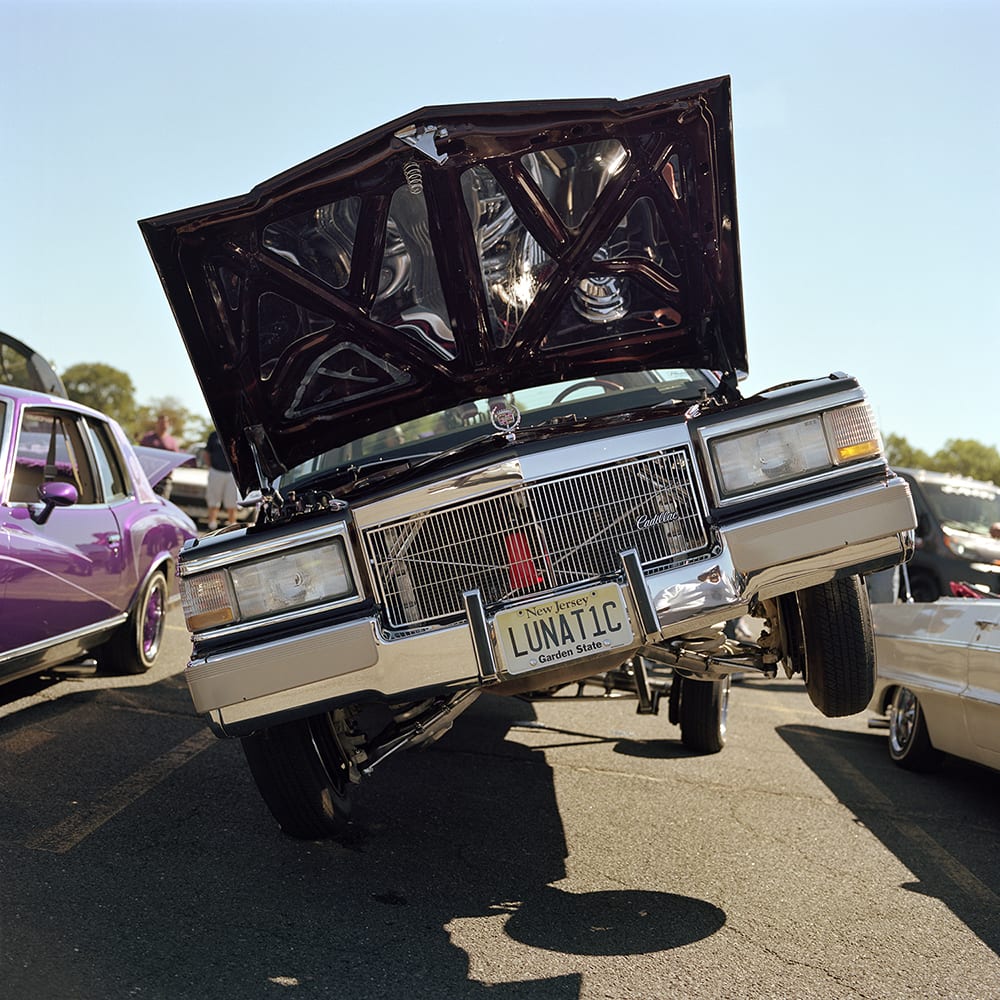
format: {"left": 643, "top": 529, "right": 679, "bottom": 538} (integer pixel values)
{"left": 363, "top": 448, "right": 709, "bottom": 629}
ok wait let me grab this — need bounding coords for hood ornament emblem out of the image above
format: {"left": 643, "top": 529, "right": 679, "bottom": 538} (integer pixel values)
{"left": 490, "top": 401, "right": 521, "bottom": 442}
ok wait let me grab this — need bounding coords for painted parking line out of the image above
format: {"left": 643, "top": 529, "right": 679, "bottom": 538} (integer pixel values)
{"left": 25, "top": 728, "right": 217, "bottom": 854}
{"left": 0, "top": 727, "right": 57, "bottom": 755}
{"left": 799, "top": 729, "right": 999, "bottom": 909}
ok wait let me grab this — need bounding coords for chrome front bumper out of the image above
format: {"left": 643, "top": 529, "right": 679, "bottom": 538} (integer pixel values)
{"left": 188, "top": 474, "right": 915, "bottom": 736}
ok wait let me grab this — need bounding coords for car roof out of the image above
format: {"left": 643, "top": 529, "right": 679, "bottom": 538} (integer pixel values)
{"left": 0, "top": 384, "right": 109, "bottom": 421}
{"left": 896, "top": 467, "right": 998, "bottom": 489}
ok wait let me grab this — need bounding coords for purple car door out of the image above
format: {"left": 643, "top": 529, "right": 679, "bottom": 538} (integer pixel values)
{"left": 1, "top": 407, "right": 128, "bottom": 655}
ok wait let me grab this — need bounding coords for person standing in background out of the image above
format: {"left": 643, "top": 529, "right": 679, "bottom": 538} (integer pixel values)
{"left": 140, "top": 413, "right": 179, "bottom": 452}
{"left": 203, "top": 429, "right": 240, "bottom": 531}
{"left": 139, "top": 413, "right": 179, "bottom": 497}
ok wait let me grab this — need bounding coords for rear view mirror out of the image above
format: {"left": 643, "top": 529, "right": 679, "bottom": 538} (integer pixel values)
{"left": 31, "top": 481, "right": 78, "bottom": 525}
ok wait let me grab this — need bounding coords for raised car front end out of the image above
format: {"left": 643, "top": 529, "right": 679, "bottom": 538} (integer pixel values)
{"left": 176, "top": 370, "right": 914, "bottom": 739}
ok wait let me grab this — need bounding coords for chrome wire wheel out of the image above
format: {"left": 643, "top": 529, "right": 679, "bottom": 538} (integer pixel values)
{"left": 139, "top": 572, "right": 168, "bottom": 664}
{"left": 888, "top": 687, "right": 919, "bottom": 755}
{"left": 888, "top": 686, "right": 940, "bottom": 771}
{"left": 100, "top": 567, "right": 168, "bottom": 675}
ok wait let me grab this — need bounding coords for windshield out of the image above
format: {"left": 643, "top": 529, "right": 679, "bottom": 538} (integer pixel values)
{"left": 281, "top": 368, "right": 714, "bottom": 491}
{"left": 922, "top": 479, "right": 1000, "bottom": 535}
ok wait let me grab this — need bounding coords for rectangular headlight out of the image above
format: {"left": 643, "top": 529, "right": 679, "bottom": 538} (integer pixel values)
{"left": 712, "top": 416, "right": 830, "bottom": 495}
{"left": 180, "top": 538, "right": 356, "bottom": 633}
{"left": 710, "top": 402, "right": 881, "bottom": 499}
{"left": 230, "top": 540, "right": 355, "bottom": 619}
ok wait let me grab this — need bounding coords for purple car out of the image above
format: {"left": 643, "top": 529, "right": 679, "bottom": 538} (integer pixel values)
{"left": 1, "top": 360, "right": 197, "bottom": 684}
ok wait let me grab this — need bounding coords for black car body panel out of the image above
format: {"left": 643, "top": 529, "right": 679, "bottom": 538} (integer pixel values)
{"left": 0, "top": 330, "right": 67, "bottom": 398}
{"left": 896, "top": 468, "right": 1000, "bottom": 600}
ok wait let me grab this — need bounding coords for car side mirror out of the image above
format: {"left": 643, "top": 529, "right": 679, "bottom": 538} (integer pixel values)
{"left": 31, "top": 481, "right": 79, "bottom": 525}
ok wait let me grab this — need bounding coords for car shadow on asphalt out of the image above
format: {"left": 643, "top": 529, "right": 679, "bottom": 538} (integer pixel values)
{"left": 334, "top": 694, "right": 727, "bottom": 985}
{"left": 3, "top": 679, "right": 727, "bottom": 1000}
{"left": 499, "top": 713, "right": 695, "bottom": 760}
{"left": 778, "top": 723, "right": 1000, "bottom": 957}
{"left": 0, "top": 665, "right": 83, "bottom": 705}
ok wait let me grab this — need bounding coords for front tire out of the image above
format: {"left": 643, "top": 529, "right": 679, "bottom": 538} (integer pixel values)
{"left": 888, "top": 686, "right": 941, "bottom": 771}
{"left": 241, "top": 712, "right": 356, "bottom": 839}
{"left": 100, "top": 568, "right": 168, "bottom": 675}
{"left": 907, "top": 571, "right": 940, "bottom": 604}
{"left": 795, "top": 575, "right": 875, "bottom": 718}
{"left": 678, "top": 675, "right": 730, "bottom": 754}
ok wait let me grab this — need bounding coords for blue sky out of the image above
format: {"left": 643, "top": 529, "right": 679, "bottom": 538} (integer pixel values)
{"left": 2, "top": 0, "right": 997, "bottom": 452}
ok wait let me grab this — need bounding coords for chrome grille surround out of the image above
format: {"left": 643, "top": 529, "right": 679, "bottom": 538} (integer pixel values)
{"left": 363, "top": 447, "right": 711, "bottom": 630}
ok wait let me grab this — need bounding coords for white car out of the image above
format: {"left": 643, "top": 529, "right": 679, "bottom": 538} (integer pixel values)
{"left": 869, "top": 598, "right": 1000, "bottom": 771}
{"left": 166, "top": 449, "right": 252, "bottom": 529}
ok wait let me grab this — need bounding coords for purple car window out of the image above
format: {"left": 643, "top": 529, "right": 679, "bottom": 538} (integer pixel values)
{"left": 13, "top": 409, "right": 98, "bottom": 504}
{"left": 86, "top": 418, "right": 128, "bottom": 502}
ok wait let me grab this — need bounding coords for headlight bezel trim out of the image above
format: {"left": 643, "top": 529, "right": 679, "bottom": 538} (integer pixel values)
{"left": 178, "top": 520, "right": 365, "bottom": 637}
{"left": 694, "top": 389, "right": 887, "bottom": 508}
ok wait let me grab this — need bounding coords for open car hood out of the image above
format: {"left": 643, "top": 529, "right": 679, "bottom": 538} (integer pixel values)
{"left": 140, "top": 76, "right": 745, "bottom": 494}
{"left": 1, "top": 330, "right": 67, "bottom": 397}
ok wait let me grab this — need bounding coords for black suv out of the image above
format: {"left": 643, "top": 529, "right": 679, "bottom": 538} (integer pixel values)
{"left": 896, "top": 468, "right": 1000, "bottom": 601}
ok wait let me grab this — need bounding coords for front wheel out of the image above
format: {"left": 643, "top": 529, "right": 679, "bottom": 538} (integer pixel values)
{"left": 794, "top": 575, "right": 876, "bottom": 718}
{"left": 100, "top": 568, "right": 168, "bottom": 675}
{"left": 906, "top": 571, "right": 940, "bottom": 604}
{"left": 888, "top": 687, "right": 941, "bottom": 771}
{"left": 677, "top": 675, "right": 730, "bottom": 754}
{"left": 241, "top": 711, "right": 356, "bottom": 839}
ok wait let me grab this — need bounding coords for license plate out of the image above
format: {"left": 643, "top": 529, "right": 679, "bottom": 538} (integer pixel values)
{"left": 494, "top": 583, "right": 634, "bottom": 675}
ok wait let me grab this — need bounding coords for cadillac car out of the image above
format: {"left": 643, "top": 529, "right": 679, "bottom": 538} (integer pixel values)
{"left": 140, "top": 76, "right": 916, "bottom": 839}
{"left": 1, "top": 342, "right": 197, "bottom": 684}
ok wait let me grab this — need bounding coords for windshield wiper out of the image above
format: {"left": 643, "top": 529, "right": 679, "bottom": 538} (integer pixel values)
{"left": 407, "top": 433, "right": 513, "bottom": 475}
{"left": 339, "top": 453, "right": 446, "bottom": 493}
{"left": 335, "top": 413, "right": 634, "bottom": 496}
{"left": 348, "top": 427, "right": 551, "bottom": 493}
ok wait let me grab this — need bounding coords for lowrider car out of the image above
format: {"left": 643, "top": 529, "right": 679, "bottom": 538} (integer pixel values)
{"left": 140, "top": 76, "right": 916, "bottom": 839}
{"left": 868, "top": 597, "right": 1000, "bottom": 772}
{"left": 1, "top": 378, "right": 197, "bottom": 684}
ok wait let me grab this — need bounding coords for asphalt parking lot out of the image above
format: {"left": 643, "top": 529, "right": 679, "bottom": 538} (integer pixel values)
{"left": 1, "top": 610, "right": 998, "bottom": 1000}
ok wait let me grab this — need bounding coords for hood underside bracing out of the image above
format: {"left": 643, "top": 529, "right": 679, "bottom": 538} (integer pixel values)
{"left": 140, "top": 76, "right": 746, "bottom": 494}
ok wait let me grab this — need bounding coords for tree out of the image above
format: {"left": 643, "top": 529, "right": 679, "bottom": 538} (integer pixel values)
{"left": 62, "top": 363, "right": 138, "bottom": 433}
{"left": 59, "top": 366, "right": 212, "bottom": 447}
{"left": 886, "top": 433, "right": 1000, "bottom": 484}
{"left": 179, "top": 412, "right": 213, "bottom": 451}
{"left": 884, "top": 433, "right": 932, "bottom": 471}
{"left": 932, "top": 439, "right": 1000, "bottom": 484}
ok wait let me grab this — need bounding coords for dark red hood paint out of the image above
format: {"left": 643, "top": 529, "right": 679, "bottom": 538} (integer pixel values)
{"left": 140, "top": 76, "right": 745, "bottom": 493}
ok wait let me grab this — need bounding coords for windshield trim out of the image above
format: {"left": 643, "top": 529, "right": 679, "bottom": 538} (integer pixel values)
{"left": 279, "top": 368, "right": 715, "bottom": 493}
